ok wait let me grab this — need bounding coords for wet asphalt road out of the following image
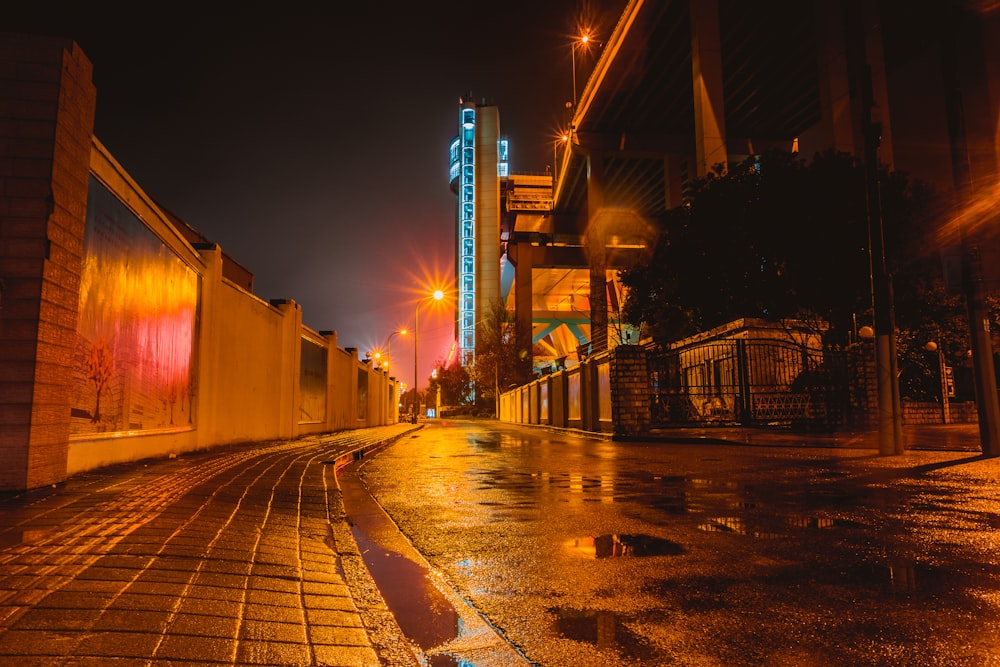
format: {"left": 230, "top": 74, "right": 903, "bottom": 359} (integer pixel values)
{"left": 350, "top": 419, "right": 1000, "bottom": 667}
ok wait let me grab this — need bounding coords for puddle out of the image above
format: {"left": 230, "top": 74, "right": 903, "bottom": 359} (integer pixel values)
{"left": 565, "top": 534, "right": 684, "bottom": 558}
{"left": 699, "top": 516, "right": 782, "bottom": 538}
{"left": 550, "top": 607, "right": 662, "bottom": 661}
{"left": 339, "top": 459, "right": 532, "bottom": 666}
{"left": 339, "top": 465, "right": 458, "bottom": 654}
{"left": 698, "top": 513, "right": 862, "bottom": 538}
{"left": 842, "top": 559, "right": 1000, "bottom": 600}
{"left": 348, "top": 527, "right": 458, "bottom": 651}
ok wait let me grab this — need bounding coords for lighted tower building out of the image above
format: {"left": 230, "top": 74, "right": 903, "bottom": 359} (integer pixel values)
{"left": 449, "top": 97, "right": 506, "bottom": 367}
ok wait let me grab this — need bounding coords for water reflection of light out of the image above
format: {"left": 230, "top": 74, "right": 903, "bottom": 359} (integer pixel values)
{"left": 698, "top": 513, "right": 839, "bottom": 538}
{"left": 601, "top": 476, "right": 615, "bottom": 503}
{"left": 888, "top": 561, "right": 917, "bottom": 594}
{"left": 565, "top": 534, "right": 684, "bottom": 558}
{"left": 550, "top": 606, "right": 662, "bottom": 661}
{"left": 565, "top": 537, "right": 598, "bottom": 558}
{"left": 698, "top": 517, "right": 780, "bottom": 539}
{"left": 785, "top": 514, "right": 834, "bottom": 529}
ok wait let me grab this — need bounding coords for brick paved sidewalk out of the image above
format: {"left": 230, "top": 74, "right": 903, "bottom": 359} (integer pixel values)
{"left": 0, "top": 424, "right": 421, "bottom": 667}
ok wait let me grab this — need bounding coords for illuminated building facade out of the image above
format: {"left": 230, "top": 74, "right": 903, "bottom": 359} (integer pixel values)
{"left": 449, "top": 97, "right": 505, "bottom": 368}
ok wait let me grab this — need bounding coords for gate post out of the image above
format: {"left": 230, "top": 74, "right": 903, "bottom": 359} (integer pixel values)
{"left": 610, "top": 345, "right": 650, "bottom": 437}
{"left": 735, "top": 339, "right": 752, "bottom": 423}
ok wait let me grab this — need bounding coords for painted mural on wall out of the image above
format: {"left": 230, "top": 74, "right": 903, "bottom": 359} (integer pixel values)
{"left": 299, "top": 337, "right": 327, "bottom": 423}
{"left": 71, "top": 177, "right": 199, "bottom": 437}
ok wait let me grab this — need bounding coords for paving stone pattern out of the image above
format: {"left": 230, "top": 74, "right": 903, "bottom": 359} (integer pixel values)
{"left": 0, "top": 424, "right": 421, "bottom": 666}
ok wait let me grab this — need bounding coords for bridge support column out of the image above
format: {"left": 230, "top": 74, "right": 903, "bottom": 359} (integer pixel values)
{"left": 507, "top": 241, "right": 535, "bottom": 368}
{"left": 690, "top": 0, "right": 727, "bottom": 177}
{"left": 585, "top": 150, "right": 608, "bottom": 354}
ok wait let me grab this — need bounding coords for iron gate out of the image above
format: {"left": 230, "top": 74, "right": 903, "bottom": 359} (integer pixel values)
{"left": 647, "top": 338, "right": 850, "bottom": 428}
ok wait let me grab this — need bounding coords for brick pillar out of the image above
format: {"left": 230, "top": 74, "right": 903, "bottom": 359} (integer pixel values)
{"left": 0, "top": 35, "right": 96, "bottom": 491}
{"left": 610, "top": 345, "right": 650, "bottom": 437}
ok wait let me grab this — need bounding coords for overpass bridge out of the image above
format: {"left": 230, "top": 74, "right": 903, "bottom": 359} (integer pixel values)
{"left": 505, "top": 0, "right": 999, "bottom": 372}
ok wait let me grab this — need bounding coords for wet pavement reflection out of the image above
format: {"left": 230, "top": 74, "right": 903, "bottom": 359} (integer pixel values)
{"left": 339, "top": 455, "right": 531, "bottom": 666}
{"left": 353, "top": 420, "right": 1000, "bottom": 666}
{"left": 565, "top": 534, "right": 684, "bottom": 558}
{"left": 338, "top": 461, "right": 459, "bottom": 660}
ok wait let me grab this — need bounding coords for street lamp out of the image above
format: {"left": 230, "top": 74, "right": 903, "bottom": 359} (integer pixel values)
{"left": 383, "top": 328, "right": 407, "bottom": 370}
{"left": 571, "top": 33, "right": 592, "bottom": 110}
{"left": 553, "top": 131, "right": 570, "bottom": 182}
{"left": 413, "top": 290, "right": 445, "bottom": 422}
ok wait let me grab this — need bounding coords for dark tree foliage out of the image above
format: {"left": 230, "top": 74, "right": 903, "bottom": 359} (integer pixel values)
{"left": 620, "top": 149, "right": 986, "bottom": 399}
{"left": 622, "top": 150, "right": 932, "bottom": 345}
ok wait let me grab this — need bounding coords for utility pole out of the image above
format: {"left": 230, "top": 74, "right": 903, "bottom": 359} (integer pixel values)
{"left": 861, "top": 63, "right": 903, "bottom": 455}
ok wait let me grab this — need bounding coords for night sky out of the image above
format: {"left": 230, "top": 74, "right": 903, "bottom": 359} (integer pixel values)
{"left": 7, "top": 1, "right": 627, "bottom": 388}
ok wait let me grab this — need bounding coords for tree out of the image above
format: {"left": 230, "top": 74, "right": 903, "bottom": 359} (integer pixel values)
{"left": 472, "top": 298, "right": 533, "bottom": 415}
{"left": 621, "top": 151, "right": 877, "bottom": 344}
{"left": 429, "top": 363, "right": 473, "bottom": 407}
{"left": 619, "top": 149, "right": 987, "bottom": 400}
{"left": 86, "top": 334, "right": 114, "bottom": 424}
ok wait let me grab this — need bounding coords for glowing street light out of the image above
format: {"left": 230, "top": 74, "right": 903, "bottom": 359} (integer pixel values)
{"left": 553, "top": 131, "right": 570, "bottom": 183}
{"left": 412, "top": 290, "right": 445, "bottom": 421}
{"left": 383, "top": 328, "right": 407, "bottom": 370}
{"left": 571, "top": 33, "right": 591, "bottom": 110}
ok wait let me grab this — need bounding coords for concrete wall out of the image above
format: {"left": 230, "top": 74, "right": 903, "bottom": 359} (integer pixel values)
{"left": 1, "top": 35, "right": 399, "bottom": 491}
{"left": 501, "top": 347, "right": 637, "bottom": 436}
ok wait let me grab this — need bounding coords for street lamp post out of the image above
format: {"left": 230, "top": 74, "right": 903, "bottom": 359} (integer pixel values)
{"left": 413, "top": 290, "right": 445, "bottom": 422}
{"left": 383, "top": 329, "right": 406, "bottom": 370}
{"left": 571, "top": 34, "right": 587, "bottom": 109}
{"left": 571, "top": 33, "right": 592, "bottom": 110}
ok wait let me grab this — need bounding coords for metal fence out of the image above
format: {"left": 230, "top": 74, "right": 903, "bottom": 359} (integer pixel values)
{"left": 646, "top": 338, "right": 852, "bottom": 428}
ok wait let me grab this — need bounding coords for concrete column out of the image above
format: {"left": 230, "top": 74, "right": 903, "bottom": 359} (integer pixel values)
{"left": 508, "top": 241, "right": 535, "bottom": 366}
{"left": 269, "top": 299, "right": 301, "bottom": 439}
{"left": 195, "top": 244, "right": 224, "bottom": 447}
{"left": 862, "top": 0, "right": 894, "bottom": 171}
{"left": 690, "top": 0, "right": 727, "bottom": 177}
{"left": 586, "top": 150, "right": 608, "bottom": 353}
{"left": 0, "top": 36, "right": 96, "bottom": 491}
{"left": 815, "top": 0, "right": 859, "bottom": 156}
{"left": 664, "top": 155, "right": 685, "bottom": 210}
{"left": 476, "top": 105, "right": 501, "bottom": 345}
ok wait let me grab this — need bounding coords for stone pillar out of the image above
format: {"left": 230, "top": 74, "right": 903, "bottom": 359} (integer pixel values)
{"left": 610, "top": 345, "right": 651, "bottom": 437}
{"left": 0, "top": 35, "right": 96, "bottom": 491}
